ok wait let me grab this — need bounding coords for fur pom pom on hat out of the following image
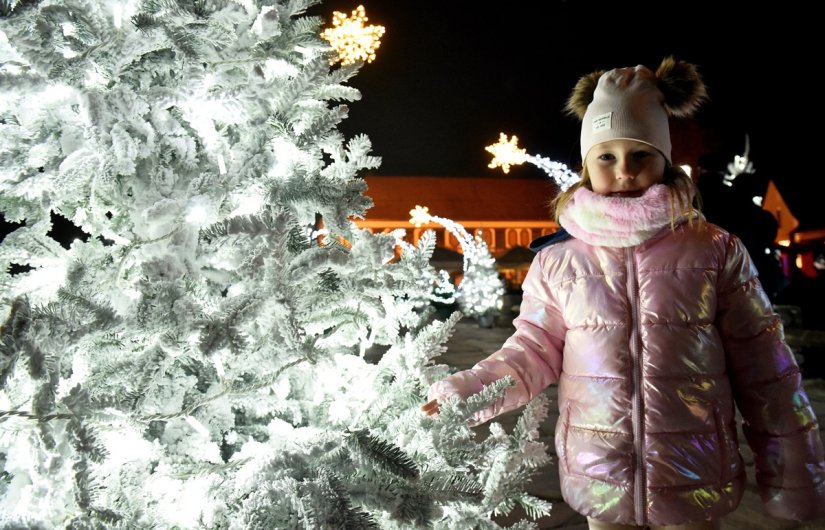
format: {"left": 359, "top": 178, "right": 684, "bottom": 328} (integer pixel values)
{"left": 566, "top": 56, "right": 707, "bottom": 163}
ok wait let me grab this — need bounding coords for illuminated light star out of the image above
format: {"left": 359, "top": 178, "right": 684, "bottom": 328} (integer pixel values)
{"left": 485, "top": 133, "right": 527, "bottom": 174}
{"left": 321, "top": 5, "right": 385, "bottom": 66}
{"left": 409, "top": 205, "right": 432, "bottom": 227}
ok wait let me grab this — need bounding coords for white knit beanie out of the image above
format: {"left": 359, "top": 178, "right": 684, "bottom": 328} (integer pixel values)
{"left": 566, "top": 57, "right": 707, "bottom": 166}
{"left": 580, "top": 65, "right": 671, "bottom": 163}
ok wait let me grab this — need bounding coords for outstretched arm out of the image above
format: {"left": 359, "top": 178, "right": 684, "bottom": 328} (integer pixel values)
{"left": 423, "top": 254, "right": 566, "bottom": 425}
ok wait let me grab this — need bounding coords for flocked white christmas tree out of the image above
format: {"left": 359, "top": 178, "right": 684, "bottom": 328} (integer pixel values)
{"left": 0, "top": 1, "right": 552, "bottom": 528}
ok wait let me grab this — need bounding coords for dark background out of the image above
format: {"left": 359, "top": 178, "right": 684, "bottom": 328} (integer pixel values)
{"left": 309, "top": 1, "right": 820, "bottom": 228}
{"left": 307, "top": 1, "right": 825, "bottom": 376}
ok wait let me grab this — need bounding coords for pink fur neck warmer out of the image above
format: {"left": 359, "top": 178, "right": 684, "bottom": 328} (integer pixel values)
{"left": 558, "top": 183, "right": 697, "bottom": 247}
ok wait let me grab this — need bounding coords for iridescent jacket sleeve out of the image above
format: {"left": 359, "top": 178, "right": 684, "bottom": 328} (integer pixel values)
{"left": 717, "top": 234, "right": 825, "bottom": 520}
{"left": 427, "top": 253, "right": 565, "bottom": 426}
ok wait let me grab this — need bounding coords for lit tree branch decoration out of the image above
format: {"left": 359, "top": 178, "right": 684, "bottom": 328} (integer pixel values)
{"left": 410, "top": 206, "right": 504, "bottom": 325}
{"left": 485, "top": 132, "right": 581, "bottom": 191}
{"left": 321, "top": 4, "right": 385, "bottom": 65}
{"left": 723, "top": 134, "right": 755, "bottom": 188}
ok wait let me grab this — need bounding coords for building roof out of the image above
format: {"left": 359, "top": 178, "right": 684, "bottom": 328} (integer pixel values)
{"left": 362, "top": 176, "right": 556, "bottom": 221}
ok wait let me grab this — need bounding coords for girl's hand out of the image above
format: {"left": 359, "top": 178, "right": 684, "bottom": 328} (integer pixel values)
{"left": 421, "top": 399, "right": 440, "bottom": 416}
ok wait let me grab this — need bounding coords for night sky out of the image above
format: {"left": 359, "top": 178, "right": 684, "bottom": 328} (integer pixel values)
{"left": 308, "top": 1, "right": 820, "bottom": 227}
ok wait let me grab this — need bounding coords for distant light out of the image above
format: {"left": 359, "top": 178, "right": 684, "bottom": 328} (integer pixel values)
{"left": 680, "top": 164, "right": 692, "bottom": 177}
{"left": 321, "top": 5, "right": 385, "bottom": 65}
{"left": 751, "top": 195, "right": 763, "bottom": 207}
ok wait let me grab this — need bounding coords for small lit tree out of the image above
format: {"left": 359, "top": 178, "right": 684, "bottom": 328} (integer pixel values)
{"left": 410, "top": 206, "right": 504, "bottom": 327}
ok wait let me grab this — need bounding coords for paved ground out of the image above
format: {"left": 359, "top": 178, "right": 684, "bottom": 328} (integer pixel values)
{"left": 436, "top": 315, "right": 825, "bottom": 529}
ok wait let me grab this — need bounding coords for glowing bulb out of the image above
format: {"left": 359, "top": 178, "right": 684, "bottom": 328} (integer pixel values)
{"left": 328, "top": 397, "right": 351, "bottom": 423}
{"left": 680, "top": 164, "right": 692, "bottom": 177}
{"left": 113, "top": 4, "right": 123, "bottom": 28}
{"left": 213, "top": 355, "right": 225, "bottom": 377}
{"left": 83, "top": 63, "right": 109, "bottom": 89}
{"left": 40, "top": 83, "right": 74, "bottom": 103}
{"left": 227, "top": 283, "right": 246, "bottom": 297}
{"left": 252, "top": 5, "right": 276, "bottom": 36}
{"left": 217, "top": 153, "right": 226, "bottom": 175}
{"left": 485, "top": 133, "right": 527, "bottom": 174}
{"left": 321, "top": 5, "right": 385, "bottom": 65}
{"left": 262, "top": 58, "right": 298, "bottom": 80}
{"left": 229, "top": 191, "right": 263, "bottom": 217}
{"left": 185, "top": 416, "right": 210, "bottom": 438}
{"left": 185, "top": 204, "right": 208, "bottom": 224}
{"left": 99, "top": 427, "right": 154, "bottom": 470}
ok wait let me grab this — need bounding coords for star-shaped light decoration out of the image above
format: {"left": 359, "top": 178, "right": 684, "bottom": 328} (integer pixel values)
{"left": 321, "top": 5, "right": 385, "bottom": 66}
{"left": 409, "top": 205, "right": 433, "bottom": 228}
{"left": 485, "top": 133, "right": 527, "bottom": 174}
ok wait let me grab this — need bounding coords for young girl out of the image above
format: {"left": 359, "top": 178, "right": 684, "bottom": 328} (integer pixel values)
{"left": 421, "top": 57, "right": 825, "bottom": 529}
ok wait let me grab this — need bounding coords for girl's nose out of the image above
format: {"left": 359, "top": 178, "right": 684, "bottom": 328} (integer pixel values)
{"left": 615, "top": 158, "right": 636, "bottom": 180}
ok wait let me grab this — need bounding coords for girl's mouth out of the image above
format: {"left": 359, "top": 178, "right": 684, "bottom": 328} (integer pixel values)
{"left": 610, "top": 190, "right": 644, "bottom": 198}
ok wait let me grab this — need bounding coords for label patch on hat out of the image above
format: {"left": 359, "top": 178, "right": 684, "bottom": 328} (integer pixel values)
{"left": 592, "top": 112, "right": 612, "bottom": 132}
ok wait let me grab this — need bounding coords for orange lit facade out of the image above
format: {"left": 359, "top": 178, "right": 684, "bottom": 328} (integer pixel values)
{"left": 355, "top": 176, "right": 559, "bottom": 287}
{"left": 355, "top": 175, "right": 824, "bottom": 286}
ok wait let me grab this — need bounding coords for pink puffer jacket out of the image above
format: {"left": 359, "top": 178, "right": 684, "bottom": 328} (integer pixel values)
{"left": 428, "top": 221, "right": 825, "bottom": 525}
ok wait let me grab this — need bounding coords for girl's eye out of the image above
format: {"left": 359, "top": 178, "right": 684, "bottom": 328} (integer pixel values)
{"left": 597, "top": 153, "right": 615, "bottom": 161}
{"left": 633, "top": 151, "right": 652, "bottom": 160}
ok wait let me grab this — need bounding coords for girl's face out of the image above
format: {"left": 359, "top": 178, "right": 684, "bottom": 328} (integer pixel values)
{"left": 585, "top": 139, "right": 666, "bottom": 197}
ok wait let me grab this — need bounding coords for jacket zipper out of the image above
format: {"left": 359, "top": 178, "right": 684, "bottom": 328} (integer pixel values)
{"left": 626, "top": 248, "right": 646, "bottom": 526}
